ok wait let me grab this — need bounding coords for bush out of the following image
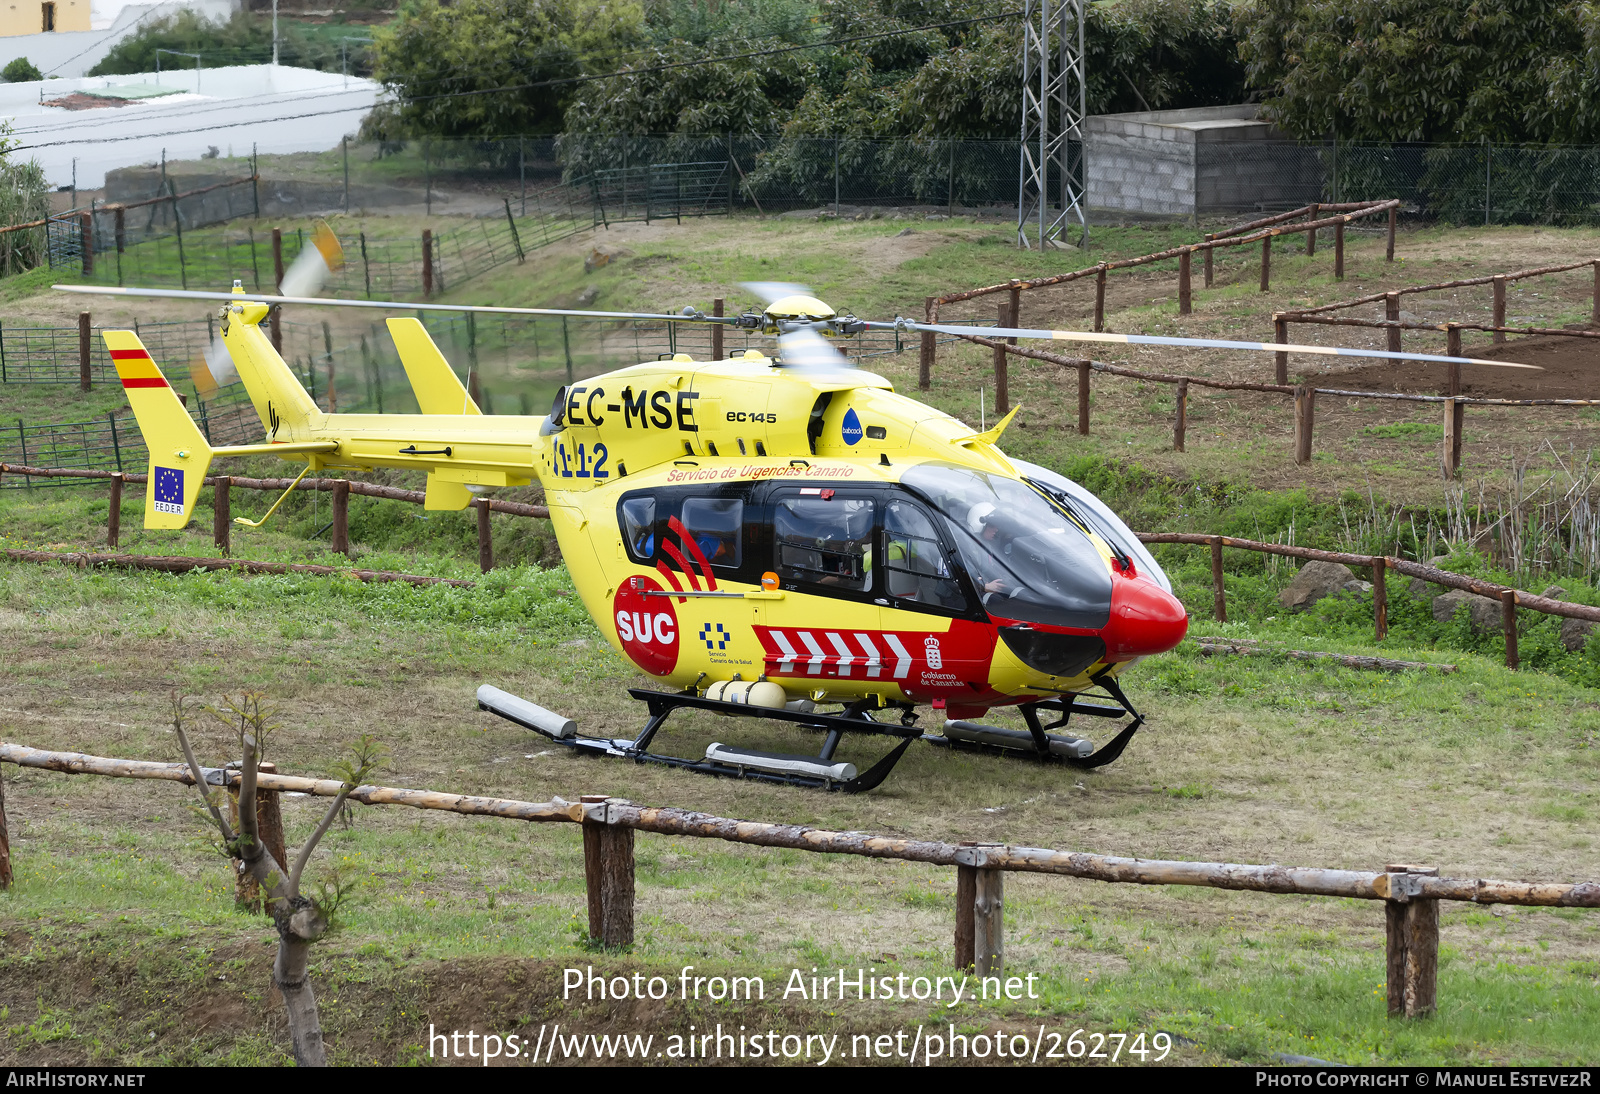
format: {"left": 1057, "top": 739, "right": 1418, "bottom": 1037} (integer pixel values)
{"left": 2, "top": 58, "right": 42, "bottom": 83}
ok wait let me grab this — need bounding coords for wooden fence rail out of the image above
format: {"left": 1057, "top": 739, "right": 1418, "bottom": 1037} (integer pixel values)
{"left": 1, "top": 740, "right": 1596, "bottom": 1018}
{"left": 4, "top": 455, "right": 1596, "bottom": 668}
{"left": 953, "top": 332, "right": 1600, "bottom": 482}
{"left": 1136, "top": 532, "right": 1600, "bottom": 669}
{"left": 921, "top": 200, "right": 1400, "bottom": 388}
{"left": 0, "top": 462, "right": 548, "bottom": 572}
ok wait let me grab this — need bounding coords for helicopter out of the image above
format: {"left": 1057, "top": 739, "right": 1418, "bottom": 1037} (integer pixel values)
{"left": 58, "top": 273, "right": 1537, "bottom": 793}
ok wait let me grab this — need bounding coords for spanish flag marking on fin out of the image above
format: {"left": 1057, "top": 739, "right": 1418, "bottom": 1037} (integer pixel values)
{"left": 108, "top": 347, "right": 168, "bottom": 388}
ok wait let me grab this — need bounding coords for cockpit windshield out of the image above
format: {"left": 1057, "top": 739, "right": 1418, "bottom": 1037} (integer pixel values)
{"left": 901, "top": 463, "right": 1112, "bottom": 629}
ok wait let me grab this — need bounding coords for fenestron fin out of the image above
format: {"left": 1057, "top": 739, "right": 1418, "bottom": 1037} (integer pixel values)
{"left": 103, "top": 331, "right": 213, "bottom": 530}
{"left": 387, "top": 318, "right": 482, "bottom": 416}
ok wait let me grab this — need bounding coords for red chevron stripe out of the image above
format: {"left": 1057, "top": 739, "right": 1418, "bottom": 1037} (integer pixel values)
{"left": 654, "top": 560, "right": 687, "bottom": 603}
{"left": 667, "top": 515, "right": 718, "bottom": 590}
{"left": 120, "top": 377, "right": 168, "bottom": 388}
{"left": 109, "top": 349, "right": 152, "bottom": 361}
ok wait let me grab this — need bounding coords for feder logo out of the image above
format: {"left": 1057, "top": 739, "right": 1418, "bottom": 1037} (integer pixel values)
{"left": 612, "top": 576, "right": 680, "bottom": 675}
{"left": 841, "top": 407, "right": 863, "bottom": 446}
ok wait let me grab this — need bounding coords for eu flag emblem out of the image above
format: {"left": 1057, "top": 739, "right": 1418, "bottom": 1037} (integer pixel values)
{"left": 153, "top": 466, "right": 185, "bottom": 515}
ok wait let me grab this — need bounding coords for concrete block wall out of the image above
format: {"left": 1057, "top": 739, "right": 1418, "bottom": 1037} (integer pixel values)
{"left": 1085, "top": 105, "right": 1328, "bottom": 217}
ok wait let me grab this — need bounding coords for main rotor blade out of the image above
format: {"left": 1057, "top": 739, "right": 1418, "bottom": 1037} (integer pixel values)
{"left": 777, "top": 326, "right": 853, "bottom": 370}
{"left": 53, "top": 284, "right": 736, "bottom": 325}
{"left": 876, "top": 321, "right": 1543, "bottom": 371}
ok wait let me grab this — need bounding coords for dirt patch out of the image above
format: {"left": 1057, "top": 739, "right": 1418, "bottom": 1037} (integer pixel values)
{"left": 1326, "top": 332, "right": 1600, "bottom": 400}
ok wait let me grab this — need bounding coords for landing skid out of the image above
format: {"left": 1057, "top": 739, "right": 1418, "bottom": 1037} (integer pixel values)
{"left": 481, "top": 686, "right": 920, "bottom": 793}
{"left": 921, "top": 674, "right": 1145, "bottom": 770}
{"left": 480, "top": 674, "right": 1144, "bottom": 792}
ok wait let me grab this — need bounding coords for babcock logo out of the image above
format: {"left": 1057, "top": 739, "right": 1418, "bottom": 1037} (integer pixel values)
{"left": 841, "top": 407, "right": 863, "bottom": 445}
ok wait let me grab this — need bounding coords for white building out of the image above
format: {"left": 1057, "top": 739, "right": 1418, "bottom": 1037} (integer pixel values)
{"left": 0, "top": 63, "right": 381, "bottom": 188}
{"left": 1, "top": 0, "right": 239, "bottom": 78}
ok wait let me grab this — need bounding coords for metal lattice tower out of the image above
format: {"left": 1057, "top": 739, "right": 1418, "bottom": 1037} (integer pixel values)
{"left": 1017, "top": 0, "right": 1087, "bottom": 250}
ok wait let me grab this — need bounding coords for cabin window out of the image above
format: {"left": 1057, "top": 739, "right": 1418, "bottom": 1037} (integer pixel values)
{"left": 883, "top": 499, "right": 966, "bottom": 609}
{"left": 681, "top": 497, "right": 742, "bottom": 568}
{"left": 774, "top": 494, "right": 874, "bottom": 591}
{"left": 42, "top": 1, "right": 55, "bottom": 29}
{"left": 620, "top": 496, "right": 655, "bottom": 559}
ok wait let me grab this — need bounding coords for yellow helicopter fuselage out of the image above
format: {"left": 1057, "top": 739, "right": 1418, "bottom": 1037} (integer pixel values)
{"left": 108, "top": 299, "right": 1189, "bottom": 721}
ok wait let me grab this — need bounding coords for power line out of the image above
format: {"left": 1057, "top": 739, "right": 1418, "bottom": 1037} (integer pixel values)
{"left": 12, "top": 11, "right": 1020, "bottom": 151}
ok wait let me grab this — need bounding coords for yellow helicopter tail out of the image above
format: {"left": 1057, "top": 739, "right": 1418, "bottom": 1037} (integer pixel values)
{"left": 103, "top": 330, "right": 215, "bottom": 529}
{"left": 386, "top": 318, "right": 482, "bottom": 415}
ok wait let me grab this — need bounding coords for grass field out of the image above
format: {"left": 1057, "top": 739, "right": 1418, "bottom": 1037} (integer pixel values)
{"left": 3, "top": 212, "right": 1600, "bottom": 1067}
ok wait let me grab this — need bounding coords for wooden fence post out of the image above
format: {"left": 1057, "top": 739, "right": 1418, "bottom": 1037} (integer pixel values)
{"left": 1387, "top": 207, "right": 1397, "bottom": 262}
{"left": 993, "top": 303, "right": 1010, "bottom": 415}
{"left": 1008, "top": 282, "right": 1021, "bottom": 337}
{"left": 956, "top": 844, "right": 1002, "bottom": 977}
{"left": 1372, "top": 556, "right": 1388, "bottom": 641}
{"left": 1492, "top": 276, "right": 1506, "bottom": 344}
{"left": 0, "top": 759, "right": 11, "bottom": 890}
{"left": 1386, "top": 293, "right": 1401, "bottom": 354}
{"left": 1203, "top": 243, "right": 1214, "bottom": 288}
{"left": 1076, "top": 361, "right": 1090, "bottom": 435}
{"left": 1444, "top": 325, "right": 1464, "bottom": 480}
{"left": 78, "top": 311, "right": 92, "bottom": 392}
{"left": 230, "top": 761, "right": 287, "bottom": 914}
{"left": 1178, "top": 248, "right": 1192, "bottom": 316}
{"left": 974, "top": 866, "right": 1003, "bottom": 978}
{"left": 1502, "top": 590, "right": 1519, "bottom": 670}
{"left": 1211, "top": 536, "right": 1226, "bottom": 623}
{"left": 1305, "top": 205, "right": 1319, "bottom": 255}
{"left": 1259, "top": 235, "right": 1271, "bottom": 292}
{"left": 213, "top": 476, "right": 231, "bottom": 556}
{"left": 1335, "top": 220, "right": 1345, "bottom": 280}
{"left": 422, "top": 229, "right": 434, "bottom": 298}
{"left": 581, "top": 795, "right": 635, "bottom": 947}
{"left": 114, "top": 207, "right": 125, "bottom": 255}
{"left": 1384, "top": 865, "right": 1439, "bottom": 1018}
{"left": 107, "top": 473, "right": 123, "bottom": 548}
{"left": 919, "top": 296, "right": 936, "bottom": 390}
{"left": 331, "top": 479, "right": 350, "bottom": 557}
{"left": 1174, "top": 378, "right": 1188, "bottom": 452}
{"left": 476, "top": 499, "right": 494, "bottom": 573}
{"left": 954, "top": 841, "right": 976, "bottom": 969}
{"left": 1294, "top": 384, "right": 1315, "bottom": 466}
{"left": 1094, "top": 265, "right": 1107, "bottom": 331}
{"left": 1592, "top": 260, "right": 1600, "bottom": 326}
{"left": 1274, "top": 313, "right": 1289, "bottom": 386}
{"left": 270, "top": 228, "right": 284, "bottom": 353}
{"left": 712, "top": 298, "right": 724, "bottom": 361}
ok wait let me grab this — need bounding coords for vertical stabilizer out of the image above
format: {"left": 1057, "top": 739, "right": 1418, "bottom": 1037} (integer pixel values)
{"left": 103, "top": 331, "right": 214, "bottom": 529}
{"left": 387, "top": 318, "right": 482, "bottom": 415}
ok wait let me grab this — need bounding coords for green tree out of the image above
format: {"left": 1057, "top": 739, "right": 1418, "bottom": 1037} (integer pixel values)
{"left": 2, "top": 57, "right": 43, "bottom": 82}
{"left": 87, "top": 11, "right": 342, "bottom": 76}
{"left": 0, "top": 122, "right": 51, "bottom": 276}
{"left": 371, "top": 0, "right": 647, "bottom": 139}
{"left": 1239, "top": 0, "right": 1593, "bottom": 143}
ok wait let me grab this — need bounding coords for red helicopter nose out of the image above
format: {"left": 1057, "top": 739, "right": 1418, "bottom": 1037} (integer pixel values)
{"left": 1102, "top": 572, "right": 1189, "bottom": 659}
